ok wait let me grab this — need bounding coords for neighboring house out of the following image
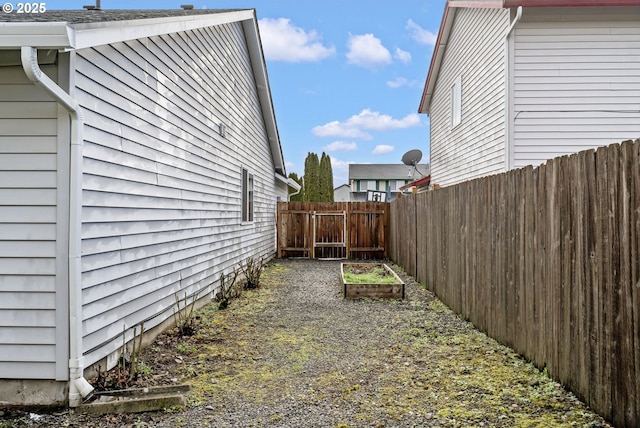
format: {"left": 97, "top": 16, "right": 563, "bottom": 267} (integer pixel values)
{"left": 0, "top": 9, "right": 295, "bottom": 406}
{"left": 349, "top": 164, "right": 430, "bottom": 202}
{"left": 419, "top": 0, "right": 640, "bottom": 187}
{"left": 333, "top": 183, "right": 351, "bottom": 202}
{"left": 399, "top": 174, "right": 432, "bottom": 194}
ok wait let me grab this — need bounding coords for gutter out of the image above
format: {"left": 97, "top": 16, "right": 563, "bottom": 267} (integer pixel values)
{"left": 504, "top": 6, "right": 522, "bottom": 171}
{"left": 20, "top": 46, "right": 93, "bottom": 407}
{"left": 242, "top": 14, "right": 286, "bottom": 176}
{"left": 503, "top": 0, "right": 640, "bottom": 7}
{"left": 418, "top": 4, "right": 454, "bottom": 114}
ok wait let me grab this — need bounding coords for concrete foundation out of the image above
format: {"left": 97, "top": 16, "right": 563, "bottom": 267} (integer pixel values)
{"left": 0, "top": 379, "right": 67, "bottom": 407}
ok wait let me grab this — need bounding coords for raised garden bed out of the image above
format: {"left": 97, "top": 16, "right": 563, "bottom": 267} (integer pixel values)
{"left": 341, "top": 262, "right": 405, "bottom": 299}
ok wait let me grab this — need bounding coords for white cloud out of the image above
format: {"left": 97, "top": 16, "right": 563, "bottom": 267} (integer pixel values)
{"left": 330, "top": 158, "right": 355, "bottom": 186}
{"left": 313, "top": 121, "right": 372, "bottom": 140}
{"left": 324, "top": 141, "right": 358, "bottom": 152}
{"left": 346, "top": 33, "right": 392, "bottom": 69}
{"left": 394, "top": 47, "right": 412, "bottom": 64}
{"left": 387, "top": 77, "right": 408, "bottom": 88}
{"left": 313, "top": 109, "right": 422, "bottom": 140}
{"left": 259, "top": 18, "right": 336, "bottom": 62}
{"left": 345, "top": 109, "right": 421, "bottom": 131}
{"left": 372, "top": 145, "right": 395, "bottom": 155}
{"left": 331, "top": 158, "right": 353, "bottom": 170}
{"left": 406, "top": 19, "right": 437, "bottom": 46}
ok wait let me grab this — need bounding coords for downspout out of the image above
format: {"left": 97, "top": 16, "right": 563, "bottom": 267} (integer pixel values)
{"left": 20, "top": 46, "right": 94, "bottom": 407}
{"left": 504, "top": 5, "right": 522, "bottom": 171}
{"left": 287, "top": 177, "right": 302, "bottom": 200}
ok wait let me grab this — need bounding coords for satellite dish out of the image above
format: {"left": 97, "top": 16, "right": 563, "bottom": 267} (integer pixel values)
{"left": 401, "top": 149, "right": 425, "bottom": 178}
{"left": 402, "top": 149, "right": 422, "bottom": 166}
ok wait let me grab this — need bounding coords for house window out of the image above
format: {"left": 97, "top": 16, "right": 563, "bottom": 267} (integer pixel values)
{"left": 451, "top": 76, "right": 462, "bottom": 128}
{"left": 242, "top": 167, "right": 254, "bottom": 222}
{"left": 388, "top": 180, "right": 404, "bottom": 191}
{"left": 359, "top": 180, "right": 377, "bottom": 191}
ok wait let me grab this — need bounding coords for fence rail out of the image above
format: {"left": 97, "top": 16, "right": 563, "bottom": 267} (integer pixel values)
{"left": 277, "top": 201, "right": 389, "bottom": 260}
{"left": 390, "top": 139, "right": 640, "bottom": 428}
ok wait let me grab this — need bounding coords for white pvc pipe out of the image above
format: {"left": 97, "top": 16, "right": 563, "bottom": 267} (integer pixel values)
{"left": 20, "top": 46, "right": 93, "bottom": 407}
{"left": 504, "top": 6, "right": 523, "bottom": 171}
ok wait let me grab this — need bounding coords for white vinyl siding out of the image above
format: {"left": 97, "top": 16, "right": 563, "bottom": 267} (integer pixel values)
{"left": 451, "top": 76, "right": 462, "bottom": 128}
{"left": 75, "top": 22, "right": 281, "bottom": 366}
{"left": 512, "top": 7, "right": 640, "bottom": 167}
{"left": 429, "top": 8, "right": 509, "bottom": 186}
{"left": 0, "top": 64, "right": 63, "bottom": 379}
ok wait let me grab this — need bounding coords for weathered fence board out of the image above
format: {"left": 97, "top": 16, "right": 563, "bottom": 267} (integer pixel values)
{"left": 389, "top": 140, "right": 640, "bottom": 427}
{"left": 277, "top": 202, "right": 388, "bottom": 260}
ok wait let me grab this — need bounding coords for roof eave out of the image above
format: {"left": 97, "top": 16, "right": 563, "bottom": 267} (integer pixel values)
{"left": 0, "top": 22, "right": 74, "bottom": 49}
{"left": 72, "top": 9, "right": 254, "bottom": 50}
{"left": 418, "top": 5, "right": 456, "bottom": 115}
{"left": 418, "top": 0, "right": 640, "bottom": 114}
{"left": 504, "top": 0, "right": 640, "bottom": 6}
{"left": 399, "top": 175, "right": 432, "bottom": 190}
{"left": 242, "top": 14, "right": 286, "bottom": 177}
{"left": 0, "top": 10, "right": 286, "bottom": 177}
{"left": 419, "top": 1, "right": 505, "bottom": 114}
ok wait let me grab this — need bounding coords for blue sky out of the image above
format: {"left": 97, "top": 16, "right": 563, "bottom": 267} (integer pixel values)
{"left": 44, "top": 0, "right": 447, "bottom": 186}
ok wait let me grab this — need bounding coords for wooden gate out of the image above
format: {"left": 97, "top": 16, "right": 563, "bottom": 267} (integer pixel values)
{"left": 277, "top": 201, "right": 389, "bottom": 259}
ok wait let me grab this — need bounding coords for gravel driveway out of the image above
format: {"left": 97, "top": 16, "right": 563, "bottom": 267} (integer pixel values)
{"left": 2, "top": 259, "right": 610, "bottom": 427}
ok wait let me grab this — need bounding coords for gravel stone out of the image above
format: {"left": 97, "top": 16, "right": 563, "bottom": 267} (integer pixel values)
{"left": 0, "top": 259, "right": 611, "bottom": 428}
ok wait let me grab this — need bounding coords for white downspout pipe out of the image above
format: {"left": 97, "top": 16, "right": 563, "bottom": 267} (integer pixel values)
{"left": 504, "top": 6, "right": 522, "bottom": 171}
{"left": 21, "top": 46, "right": 93, "bottom": 407}
{"left": 287, "top": 177, "right": 302, "bottom": 200}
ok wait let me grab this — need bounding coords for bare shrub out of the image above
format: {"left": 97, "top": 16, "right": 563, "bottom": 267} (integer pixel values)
{"left": 242, "top": 257, "right": 265, "bottom": 290}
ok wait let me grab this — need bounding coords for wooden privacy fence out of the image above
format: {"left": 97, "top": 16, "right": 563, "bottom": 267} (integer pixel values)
{"left": 390, "top": 139, "right": 640, "bottom": 428}
{"left": 277, "top": 201, "right": 389, "bottom": 260}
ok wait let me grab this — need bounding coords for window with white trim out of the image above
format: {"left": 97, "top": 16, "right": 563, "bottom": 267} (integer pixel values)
{"left": 241, "top": 167, "right": 254, "bottom": 222}
{"left": 367, "top": 180, "right": 376, "bottom": 191}
{"left": 451, "top": 76, "right": 462, "bottom": 128}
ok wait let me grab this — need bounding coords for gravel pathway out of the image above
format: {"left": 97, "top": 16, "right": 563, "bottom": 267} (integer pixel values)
{"left": 2, "top": 258, "right": 611, "bottom": 427}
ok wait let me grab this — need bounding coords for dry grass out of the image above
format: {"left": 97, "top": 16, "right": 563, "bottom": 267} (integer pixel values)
{"left": 1, "top": 259, "right": 612, "bottom": 428}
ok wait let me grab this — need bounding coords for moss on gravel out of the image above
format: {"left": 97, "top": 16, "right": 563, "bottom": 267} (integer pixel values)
{"left": 1, "top": 259, "right": 612, "bottom": 427}
{"left": 174, "top": 260, "right": 610, "bottom": 427}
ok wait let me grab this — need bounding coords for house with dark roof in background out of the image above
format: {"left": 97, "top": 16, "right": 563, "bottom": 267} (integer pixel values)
{"left": 0, "top": 8, "right": 295, "bottom": 406}
{"left": 420, "top": 0, "right": 640, "bottom": 187}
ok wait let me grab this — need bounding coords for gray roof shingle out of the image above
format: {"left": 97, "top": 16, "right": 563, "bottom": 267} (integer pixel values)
{"left": 0, "top": 9, "right": 246, "bottom": 24}
{"left": 349, "top": 163, "right": 430, "bottom": 180}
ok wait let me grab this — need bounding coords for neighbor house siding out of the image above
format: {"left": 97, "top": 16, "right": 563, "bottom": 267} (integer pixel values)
{"left": 429, "top": 7, "right": 509, "bottom": 186}
{"left": 512, "top": 7, "right": 640, "bottom": 168}
{"left": 0, "top": 64, "right": 66, "bottom": 379}
{"left": 74, "top": 22, "right": 280, "bottom": 366}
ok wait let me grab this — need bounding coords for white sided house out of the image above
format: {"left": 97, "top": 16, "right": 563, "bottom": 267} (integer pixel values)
{"left": 0, "top": 9, "right": 293, "bottom": 406}
{"left": 419, "top": 0, "right": 640, "bottom": 187}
